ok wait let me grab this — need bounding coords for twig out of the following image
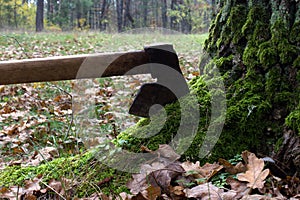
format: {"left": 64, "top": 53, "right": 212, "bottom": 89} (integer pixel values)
{"left": 40, "top": 181, "right": 66, "bottom": 200}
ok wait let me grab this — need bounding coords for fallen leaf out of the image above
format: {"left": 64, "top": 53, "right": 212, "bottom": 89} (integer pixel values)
{"left": 144, "top": 185, "right": 161, "bottom": 200}
{"left": 127, "top": 173, "right": 148, "bottom": 195}
{"left": 226, "top": 176, "right": 249, "bottom": 199}
{"left": 219, "top": 158, "right": 246, "bottom": 174}
{"left": 198, "top": 162, "right": 223, "bottom": 181}
{"left": 0, "top": 186, "right": 23, "bottom": 200}
{"left": 169, "top": 186, "right": 185, "bottom": 197}
{"left": 181, "top": 161, "right": 222, "bottom": 181}
{"left": 148, "top": 162, "right": 184, "bottom": 193}
{"left": 27, "top": 147, "right": 59, "bottom": 166}
{"left": 181, "top": 161, "right": 202, "bottom": 178}
{"left": 237, "top": 153, "right": 270, "bottom": 189}
{"left": 24, "top": 177, "right": 41, "bottom": 193}
{"left": 184, "top": 182, "right": 223, "bottom": 199}
{"left": 155, "top": 144, "right": 180, "bottom": 161}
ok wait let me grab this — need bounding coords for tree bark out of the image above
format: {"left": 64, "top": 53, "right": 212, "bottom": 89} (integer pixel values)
{"left": 202, "top": 0, "right": 300, "bottom": 175}
{"left": 36, "top": 0, "right": 44, "bottom": 32}
{"left": 99, "top": 0, "right": 108, "bottom": 31}
{"left": 123, "top": 0, "right": 134, "bottom": 28}
{"left": 143, "top": 0, "right": 148, "bottom": 27}
{"left": 116, "top": 0, "right": 123, "bottom": 32}
{"left": 162, "top": 0, "right": 167, "bottom": 28}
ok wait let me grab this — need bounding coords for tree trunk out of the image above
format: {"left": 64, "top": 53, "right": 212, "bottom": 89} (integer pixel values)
{"left": 170, "top": 0, "right": 178, "bottom": 30}
{"left": 162, "top": 0, "right": 167, "bottom": 28}
{"left": 123, "top": 0, "right": 134, "bottom": 29}
{"left": 116, "top": 0, "right": 123, "bottom": 32}
{"left": 143, "top": 0, "right": 148, "bottom": 27}
{"left": 13, "top": 0, "right": 18, "bottom": 29}
{"left": 180, "top": 0, "right": 192, "bottom": 33}
{"left": 99, "top": 0, "right": 108, "bottom": 31}
{"left": 202, "top": 0, "right": 300, "bottom": 176}
{"left": 47, "top": 0, "right": 53, "bottom": 24}
{"left": 36, "top": 0, "right": 44, "bottom": 32}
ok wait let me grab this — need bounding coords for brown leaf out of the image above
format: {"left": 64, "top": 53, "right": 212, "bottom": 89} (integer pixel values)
{"left": 226, "top": 177, "right": 249, "bottom": 199}
{"left": 148, "top": 162, "right": 184, "bottom": 193}
{"left": 23, "top": 194, "right": 37, "bottom": 200}
{"left": 155, "top": 144, "right": 180, "bottom": 161}
{"left": 169, "top": 186, "right": 185, "bottom": 197}
{"left": 24, "top": 177, "right": 41, "bottom": 193}
{"left": 131, "top": 193, "right": 148, "bottom": 200}
{"left": 0, "top": 186, "right": 23, "bottom": 200}
{"left": 220, "top": 190, "right": 238, "bottom": 200}
{"left": 47, "top": 179, "right": 65, "bottom": 196}
{"left": 144, "top": 186, "right": 161, "bottom": 200}
{"left": 181, "top": 161, "right": 202, "bottom": 178}
{"left": 219, "top": 158, "right": 246, "bottom": 174}
{"left": 237, "top": 153, "right": 270, "bottom": 189}
{"left": 184, "top": 182, "right": 223, "bottom": 199}
{"left": 28, "top": 147, "right": 59, "bottom": 166}
{"left": 127, "top": 173, "right": 148, "bottom": 195}
{"left": 242, "top": 150, "right": 252, "bottom": 165}
{"left": 198, "top": 162, "right": 223, "bottom": 181}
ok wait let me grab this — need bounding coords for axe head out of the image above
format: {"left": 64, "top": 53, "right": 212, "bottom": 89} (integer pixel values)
{"left": 129, "top": 44, "right": 190, "bottom": 117}
{"left": 129, "top": 83, "right": 178, "bottom": 117}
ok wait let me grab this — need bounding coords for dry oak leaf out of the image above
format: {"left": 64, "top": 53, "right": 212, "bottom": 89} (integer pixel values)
{"left": 184, "top": 182, "right": 223, "bottom": 199}
{"left": 198, "top": 162, "right": 223, "bottom": 181}
{"left": 226, "top": 176, "right": 250, "bottom": 199}
{"left": 219, "top": 158, "right": 246, "bottom": 174}
{"left": 237, "top": 153, "right": 270, "bottom": 189}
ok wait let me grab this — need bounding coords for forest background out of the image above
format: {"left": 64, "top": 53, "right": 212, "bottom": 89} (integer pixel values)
{"left": 0, "top": 0, "right": 215, "bottom": 33}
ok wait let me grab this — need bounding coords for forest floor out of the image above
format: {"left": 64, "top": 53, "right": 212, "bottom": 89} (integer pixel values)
{"left": 0, "top": 32, "right": 299, "bottom": 199}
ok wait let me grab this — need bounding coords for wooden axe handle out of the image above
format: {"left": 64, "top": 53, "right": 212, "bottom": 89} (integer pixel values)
{"left": 0, "top": 50, "right": 149, "bottom": 85}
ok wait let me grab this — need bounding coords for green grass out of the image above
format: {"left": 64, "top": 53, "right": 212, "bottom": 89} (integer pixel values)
{"left": 0, "top": 32, "right": 208, "bottom": 60}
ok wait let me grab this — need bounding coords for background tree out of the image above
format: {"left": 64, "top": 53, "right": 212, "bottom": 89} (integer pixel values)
{"left": 116, "top": 0, "right": 124, "bottom": 32}
{"left": 36, "top": 0, "right": 44, "bottom": 32}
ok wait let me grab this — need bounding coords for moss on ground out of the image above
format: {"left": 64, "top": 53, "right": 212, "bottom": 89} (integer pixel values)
{"left": 0, "top": 150, "right": 130, "bottom": 197}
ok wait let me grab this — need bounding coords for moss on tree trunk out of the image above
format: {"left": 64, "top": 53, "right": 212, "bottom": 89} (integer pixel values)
{"left": 203, "top": 0, "right": 300, "bottom": 175}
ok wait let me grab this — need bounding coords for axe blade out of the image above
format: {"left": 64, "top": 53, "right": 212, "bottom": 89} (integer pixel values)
{"left": 129, "top": 44, "right": 189, "bottom": 117}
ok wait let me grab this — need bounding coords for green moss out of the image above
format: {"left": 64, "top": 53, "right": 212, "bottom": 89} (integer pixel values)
{"left": 0, "top": 151, "right": 130, "bottom": 197}
{"left": 214, "top": 55, "right": 234, "bottom": 73}
{"left": 294, "top": 56, "right": 300, "bottom": 68}
{"left": 265, "top": 66, "right": 281, "bottom": 97}
{"left": 271, "top": 20, "right": 289, "bottom": 45}
{"left": 226, "top": 5, "right": 248, "bottom": 44}
{"left": 242, "top": 6, "right": 270, "bottom": 43}
{"left": 290, "top": 21, "right": 300, "bottom": 45}
{"left": 257, "top": 41, "right": 278, "bottom": 69}
{"left": 278, "top": 41, "right": 299, "bottom": 65}
{"left": 285, "top": 108, "right": 300, "bottom": 135}
{"left": 242, "top": 43, "right": 259, "bottom": 67}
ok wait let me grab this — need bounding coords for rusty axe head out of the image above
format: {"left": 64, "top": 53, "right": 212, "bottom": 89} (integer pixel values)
{"left": 129, "top": 44, "right": 189, "bottom": 117}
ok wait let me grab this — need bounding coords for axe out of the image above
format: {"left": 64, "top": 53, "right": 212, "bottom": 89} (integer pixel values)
{"left": 0, "top": 44, "right": 189, "bottom": 117}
